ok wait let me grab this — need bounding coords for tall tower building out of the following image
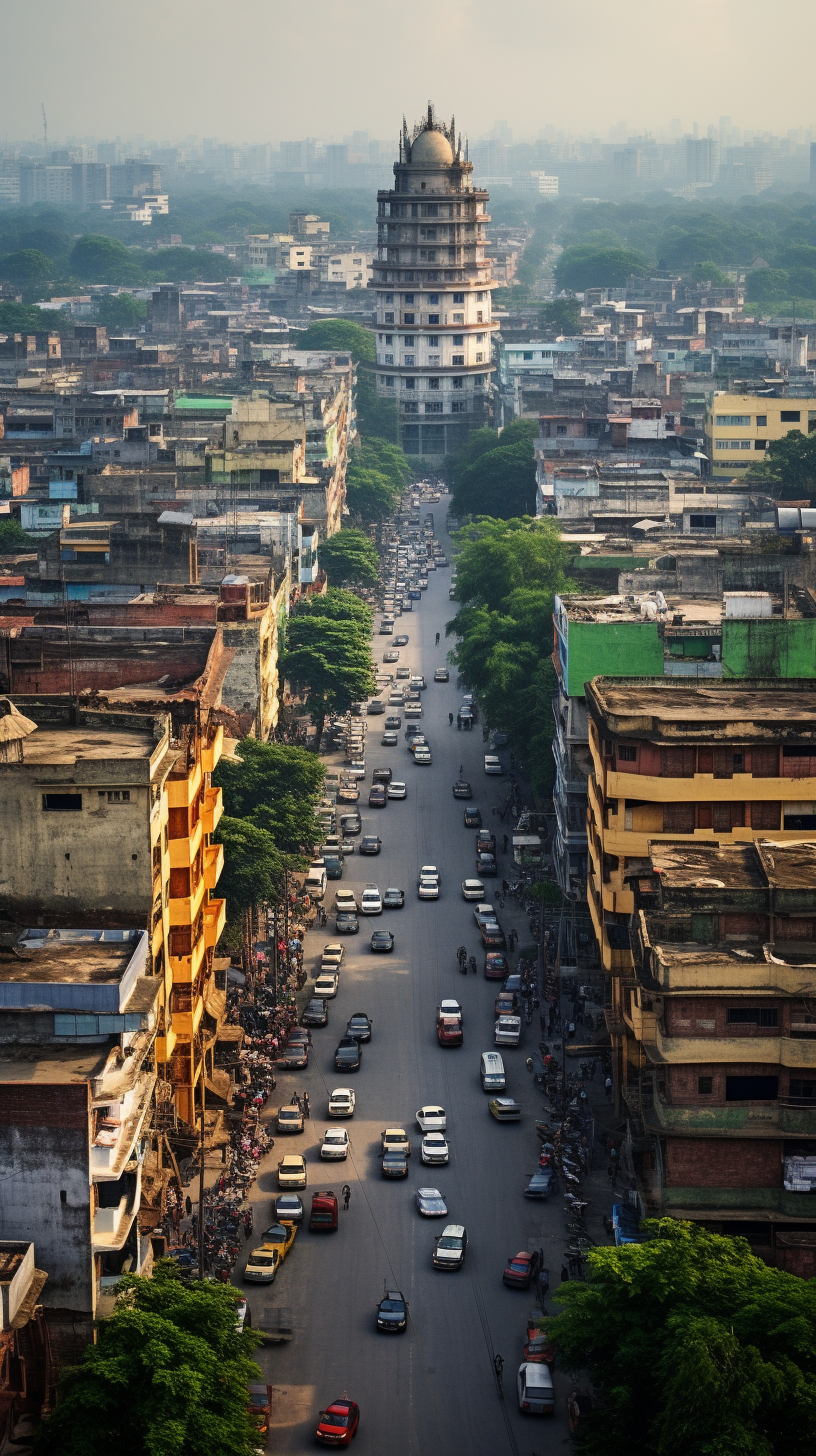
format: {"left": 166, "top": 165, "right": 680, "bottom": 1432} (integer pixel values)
{"left": 372, "top": 103, "right": 496, "bottom": 463}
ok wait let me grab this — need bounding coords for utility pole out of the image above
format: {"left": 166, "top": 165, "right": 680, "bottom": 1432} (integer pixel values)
{"left": 197, "top": 1045, "right": 206, "bottom": 1279}
{"left": 41, "top": 104, "right": 47, "bottom": 147}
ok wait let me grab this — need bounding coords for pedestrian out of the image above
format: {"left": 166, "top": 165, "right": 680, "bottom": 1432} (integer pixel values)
{"left": 303, "top": 1091, "right": 310, "bottom": 1118}
{"left": 607, "top": 1164, "right": 617, "bottom": 1186}
{"left": 449, "top": 712, "right": 453, "bottom": 726}
{"left": 605, "top": 1075, "right": 613, "bottom": 1100}
{"left": 342, "top": 1183, "right": 351, "bottom": 1211}
{"left": 185, "top": 1195, "right": 193, "bottom": 1217}
{"left": 459, "top": 764, "right": 463, "bottom": 776}
{"left": 502, "top": 833, "right": 508, "bottom": 854}
{"left": 435, "top": 631, "right": 440, "bottom": 645}
{"left": 568, "top": 1020, "right": 575, "bottom": 1039}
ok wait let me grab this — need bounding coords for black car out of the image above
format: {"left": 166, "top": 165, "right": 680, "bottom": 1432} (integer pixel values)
{"left": 476, "top": 831, "right": 497, "bottom": 854}
{"left": 463, "top": 807, "right": 482, "bottom": 828}
{"left": 278, "top": 1041, "right": 309, "bottom": 1069}
{"left": 381, "top": 1150, "right": 409, "bottom": 1178}
{"left": 371, "top": 929, "right": 395, "bottom": 953}
{"left": 481, "top": 921, "right": 507, "bottom": 949}
{"left": 301, "top": 998, "right": 328, "bottom": 1027}
{"left": 335, "top": 912, "right": 360, "bottom": 934}
{"left": 452, "top": 780, "right": 472, "bottom": 799}
{"left": 376, "top": 1290, "right": 408, "bottom": 1333}
{"left": 372, "top": 767, "right": 393, "bottom": 783}
{"left": 503, "top": 973, "right": 523, "bottom": 994}
{"left": 393, "top": 635, "right": 409, "bottom": 646}
{"left": 476, "top": 852, "right": 497, "bottom": 878}
{"left": 368, "top": 786, "right": 388, "bottom": 808}
{"left": 360, "top": 835, "right": 382, "bottom": 855}
{"left": 334, "top": 1037, "right": 362, "bottom": 1072}
{"left": 346, "top": 1012, "right": 372, "bottom": 1042}
{"left": 525, "top": 1169, "right": 557, "bottom": 1200}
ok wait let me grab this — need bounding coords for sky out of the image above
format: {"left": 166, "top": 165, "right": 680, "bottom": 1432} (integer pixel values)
{"left": 4, "top": 0, "right": 816, "bottom": 143}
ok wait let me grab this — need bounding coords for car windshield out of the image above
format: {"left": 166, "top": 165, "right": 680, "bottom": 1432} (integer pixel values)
{"left": 325, "top": 1412, "right": 350, "bottom": 1427}
{"left": 379, "top": 1299, "right": 404, "bottom": 1312}
{"left": 438, "top": 1237, "right": 462, "bottom": 1249}
{"left": 509, "top": 1260, "right": 527, "bottom": 1270}
{"left": 250, "top": 1255, "right": 276, "bottom": 1267}
{"left": 279, "top": 1109, "right": 299, "bottom": 1119}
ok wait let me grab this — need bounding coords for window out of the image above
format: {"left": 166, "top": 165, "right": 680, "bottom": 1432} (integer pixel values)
{"left": 453, "top": 312, "right": 464, "bottom": 325}
{"left": 616, "top": 744, "right": 637, "bottom": 762}
{"left": 453, "top": 292, "right": 464, "bottom": 304}
{"left": 523, "top": 351, "right": 533, "bottom": 361}
{"left": 428, "top": 314, "right": 439, "bottom": 324}
{"left": 425, "top": 402, "right": 443, "bottom": 414}
{"left": 689, "top": 514, "right": 717, "bottom": 529}
{"left": 428, "top": 378, "right": 440, "bottom": 390}
{"left": 98, "top": 790, "right": 131, "bottom": 804}
{"left": 429, "top": 294, "right": 439, "bottom": 304}
{"left": 727, "top": 1007, "right": 779, "bottom": 1027}
{"left": 453, "top": 335, "right": 464, "bottom": 346}
{"left": 715, "top": 415, "right": 750, "bottom": 426}
{"left": 427, "top": 337, "right": 439, "bottom": 347}
{"left": 789, "top": 1079, "right": 816, "bottom": 1101}
{"left": 405, "top": 378, "right": 415, "bottom": 390}
{"left": 42, "top": 793, "right": 82, "bottom": 812}
{"left": 385, "top": 376, "right": 394, "bottom": 388}
{"left": 715, "top": 439, "right": 752, "bottom": 451}
{"left": 424, "top": 204, "right": 438, "bottom": 217}
{"left": 725, "top": 1075, "right": 778, "bottom": 1100}
{"left": 784, "top": 802, "right": 816, "bottom": 830}
{"left": 404, "top": 313, "right": 415, "bottom": 324}
{"left": 451, "top": 401, "right": 466, "bottom": 413}
{"left": 755, "top": 439, "right": 767, "bottom": 450}
{"left": 755, "top": 414, "right": 767, "bottom": 427}
{"left": 403, "top": 401, "right": 418, "bottom": 413}
{"left": 698, "top": 1076, "right": 713, "bottom": 1094}
{"left": 384, "top": 335, "right": 393, "bottom": 344}
{"left": 384, "top": 311, "right": 394, "bottom": 324}
{"left": 476, "top": 352, "right": 484, "bottom": 363}
{"left": 404, "top": 355, "right": 414, "bottom": 367}
{"left": 385, "top": 292, "right": 393, "bottom": 302}
{"left": 476, "top": 311, "right": 483, "bottom": 323}
{"left": 383, "top": 354, "right": 393, "bottom": 366}
{"left": 405, "top": 293, "right": 414, "bottom": 303}
{"left": 781, "top": 411, "right": 801, "bottom": 422}
{"left": 452, "top": 355, "right": 464, "bottom": 366}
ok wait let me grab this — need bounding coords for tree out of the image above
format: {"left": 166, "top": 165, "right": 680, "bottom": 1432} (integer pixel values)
{"left": 0, "top": 248, "right": 53, "bottom": 286}
{"left": 555, "top": 243, "right": 650, "bottom": 292}
{"left": 0, "top": 301, "right": 75, "bottom": 336}
{"left": 214, "top": 738, "right": 325, "bottom": 856}
{"left": 539, "top": 297, "right": 582, "bottom": 335}
{"left": 684, "top": 260, "right": 731, "bottom": 286}
{"left": 547, "top": 1219, "right": 816, "bottom": 1456}
{"left": 319, "top": 527, "right": 379, "bottom": 588}
{"left": 69, "top": 235, "right": 144, "bottom": 285}
{"left": 295, "top": 318, "right": 375, "bottom": 363}
{"left": 281, "top": 590, "right": 374, "bottom": 749}
{"left": 94, "top": 292, "right": 147, "bottom": 332}
{"left": 0, "top": 519, "right": 36, "bottom": 554}
{"left": 346, "top": 438, "right": 411, "bottom": 524}
{"left": 214, "top": 815, "right": 284, "bottom": 916}
{"left": 746, "top": 430, "right": 816, "bottom": 502}
{"left": 33, "top": 1262, "right": 261, "bottom": 1456}
{"left": 148, "top": 248, "right": 232, "bottom": 283}
{"left": 450, "top": 420, "right": 539, "bottom": 520}
{"left": 355, "top": 367, "right": 399, "bottom": 442}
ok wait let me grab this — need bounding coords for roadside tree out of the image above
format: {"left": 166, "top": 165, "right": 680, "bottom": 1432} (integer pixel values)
{"left": 319, "top": 528, "right": 379, "bottom": 589}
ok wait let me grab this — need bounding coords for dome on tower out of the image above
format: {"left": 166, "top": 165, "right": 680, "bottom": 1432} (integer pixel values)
{"left": 410, "top": 127, "right": 455, "bottom": 166}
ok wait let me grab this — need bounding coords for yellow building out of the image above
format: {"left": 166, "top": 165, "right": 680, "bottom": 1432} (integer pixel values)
{"left": 705, "top": 391, "right": 816, "bottom": 478}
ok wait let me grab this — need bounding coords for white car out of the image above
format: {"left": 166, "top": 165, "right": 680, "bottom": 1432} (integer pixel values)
{"left": 347, "top": 761, "right": 366, "bottom": 780}
{"left": 416, "top": 1105, "right": 447, "bottom": 1132}
{"left": 420, "top": 865, "right": 440, "bottom": 884}
{"left": 387, "top": 781, "right": 407, "bottom": 799}
{"left": 438, "top": 999, "right": 463, "bottom": 1024}
{"left": 334, "top": 891, "right": 358, "bottom": 914}
{"left": 360, "top": 884, "right": 382, "bottom": 915}
{"left": 314, "top": 973, "right": 339, "bottom": 999}
{"left": 320, "top": 1127, "right": 350, "bottom": 1160}
{"left": 484, "top": 755, "right": 503, "bottom": 775}
{"left": 328, "top": 1087, "right": 356, "bottom": 1118}
{"left": 418, "top": 876, "right": 439, "bottom": 899}
{"left": 414, "top": 748, "right": 432, "bottom": 765}
{"left": 421, "top": 1132, "right": 450, "bottom": 1165}
{"left": 321, "top": 943, "right": 345, "bottom": 969}
{"left": 462, "top": 878, "right": 485, "bottom": 901}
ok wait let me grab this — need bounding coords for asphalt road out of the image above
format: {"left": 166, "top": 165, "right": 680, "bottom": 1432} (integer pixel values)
{"left": 239, "top": 497, "right": 572, "bottom": 1455}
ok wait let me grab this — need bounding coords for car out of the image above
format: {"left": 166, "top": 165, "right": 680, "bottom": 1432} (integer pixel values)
{"left": 477, "top": 852, "right": 498, "bottom": 878}
{"left": 420, "top": 1132, "right": 450, "bottom": 1165}
{"left": 420, "top": 864, "right": 439, "bottom": 884}
{"left": 360, "top": 835, "right": 382, "bottom": 855}
{"left": 301, "top": 998, "right": 328, "bottom": 1027}
{"left": 383, "top": 650, "right": 399, "bottom": 663}
{"left": 376, "top": 1289, "right": 408, "bottom": 1333}
{"left": 462, "top": 878, "right": 485, "bottom": 901}
{"left": 415, "top": 1186, "right": 448, "bottom": 1216}
{"left": 340, "top": 813, "right": 362, "bottom": 834}
{"left": 244, "top": 1247, "right": 279, "bottom": 1283}
{"left": 316, "top": 1397, "right": 360, "bottom": 1446}
{"left": 381, "top": 1127, "right": 411, "bottom": 1156}
{"left": 485, "top": 951, "right": 510, "bottom": 979}
{"left": 517, "top": 1362, "right": 554, "bottom": 1416}
{"left": 372, "top": 766, "right": 393, "bottom": 783}
{"left": 524, "top": 1317, "right": 556, "bottom": 1365}
{"left": 503, "top": 973, "right": 523, "bottom": 994}
{"left": 276, "top": 1105, "right": 304, "bottom": 1134}
{"left": 378, "top": 621, "right": 394, "bottom": 636}
{"left": 314, "top": 972, "right": 339, "bottom": 999}
{"left": 323, "top": 854, "right": 344, "bottom": 880}
{"left": 504, "top": 1248, "right": 542, "bottom": 1289}
{"left": 381, "top": 1150, "right": 408, "bottom": 1178}
{"left": 371, "top": 929, "right": 395, "bottom": 953}
{"left": 484, "top": 755, "right": 503, "bottom": 775}
{"left": 525, "top": 1168, "right": 557, "bottom": 1200}
{"left": 274, "top": 1192, "right": 304, "bottom": 1224}
{"left": 321, "top": 943, "right": 345, "bottom": 969}
{"left": 387, "top": 781, "right": 407, "bottom": 799}
{"left": 407, "top": 587, "right": 421, "bottom": 600}
{"left": 407, "top": 735, "right": 428, "bottom": 755}
{"left": 346, "top": 1012, "right": 373, "bottom": 1042}
{"left": 278, "top": 1040, "right": 309, "bottom": 1069}
{"left": 336, "top": 784, "right": 360, "bottom": 803}
{"left": 488, "top": 1097, "right": 522, "bottom": 1121}
{"left": 287, "top": 1027, "right": 312, "bottom": 1048}
{"left": 380, "top": 730, "right": 398, "bottom": 747}
{"left": 495, "top": 1014, "right": 521, "bottom": 1046}
{"left": 418, "top": 875, "right": 439, "bottom": 899}
{"left": 360, "top": 885, "right": 382, "bottom": 915}
{"left": 260, "top": 1221, "right": 297, "bottom": 1262}
{"left": 482, "top": 921, "right": 507, "bottom": 949}
{"left": 309, "top": 1191, "right": 339, "bottom": 1232}
{"left": 277, "top": 1154, "right": 307, "bottom": 1188}
{"left": 438, "top": 1017, "right": 463, "bottom": 1046}
{"left": 328, "top": 1087, "right": 356, "bottom": 1118}
{"left": 346, "top": 763, "right": 366, "bottom": 781}
{"left": 339, "top": 836, "right": 355, "bottom": 855}
{"left": 416, "top": 1104, "right": 447, "bottom": 1132}
{"left": 384, "top": 715, "right": 402, "bottom": 730}
{"left": 396, "top": 666, "right": 410, "bottom": 679}
{"left": 368, "top": 785, "right": 388, "bottom": 807}
{"left": 463, "top": 806, "right": 482, "bottom": 828}
{"left": 334, "top": 1037, "right": 361, "bottom": 1071}
{"left": 393, "top": 635, "right": 409, "bottom": 646}
{"left": 434, "top": 668, "right": 450, "bottom": 682}
{"left": 410, "top": 675, "right": 427, "bottom": 690}
{"left": 382, "top": 886, "right": 405, "bottom": 908}
{"left": 495, "top": 989, "right": 519, "bottom": 1017}
{"left": 437, "top": 999, "right": 463, "bottom": 1024}
{"left": 476, "top": 830, "right": 497, "bottom": 854}
{"left": 335, "top": 912, "right": 360, "bottom": 935}
{"left": 367, "top": 699, "right": 385, "bottom": 714}
{"left": 452, "top": 780, "right": 472, "bottom": 799}
{"left": 404, "top": 703, "right": 423, "bottom": 720}
{"left": 320, "top": 1127, "right": 350, "bottom": 1161}
{"left": 414, "top": 747, "right": 432, "bottom": 765}
{"left": 474, "top": 903, "right": 496, "bottom": 928}
{"left": 433, "top": 1224, "right": 467, "bottom": 1270}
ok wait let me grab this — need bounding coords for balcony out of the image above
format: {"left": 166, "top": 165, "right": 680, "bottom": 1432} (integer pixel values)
{"left": 90, "top": 1071, "right": 156, "bottom": 1180}
{"left": 201, "top": 785, "right": 223, "bottom": 835}
{"left": 168, "top": 872, "right": 206, "bottom": 927}
{"left": 201, "top": 724, "right": 224, "bottom": 775}
{"left": 204, "top": 841, "right": 225, "bottom": 890}
{"left": 203, "top": 897, "right": 227, "bottom": 949}
{"left": 92, "top": 1170, "right": 140, "bottom": 1252}
{"left": 647, "top": 1083, "right": 816, "bottom": 1136}
{"left": 168, "top": 817, "right": 203, "bottom": 868}
{"left": 167, "top": 760, "right": 203, "bottom": 809}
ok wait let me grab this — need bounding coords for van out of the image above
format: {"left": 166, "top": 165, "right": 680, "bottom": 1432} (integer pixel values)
{"left": 480, "top": 1052, "right": 506, "bottom": 1092}
{"left": 304, "top": 865, "right": 328, "bottom": 902}
{"left": 309, "top": 1191, "right": 338, "bottom": 1231}
{"left": 494, "top": 1015, "right": 521, "bottom": 1047}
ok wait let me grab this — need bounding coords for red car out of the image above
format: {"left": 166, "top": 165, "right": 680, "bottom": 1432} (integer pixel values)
{"left": 524, "top": 1316, "right": 556, "bottom": 1365}
{"left": 437, "top": 1017, "right": 463, "bottom": 1047}
{"left": 316, "top": 1397, "right": 360, "bottom": 1446}
{"left": 484, "top": 951, "right": 509, "bottom": 979}
{"left": 503, "top": 1248, "right": 542, "bottom": 1289}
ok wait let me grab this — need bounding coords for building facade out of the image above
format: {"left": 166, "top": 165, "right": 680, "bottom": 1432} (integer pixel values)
{"left": 705, "top": 391, "right": 816, "bottom": 478}
{"left": 372, "top": 103, "right": 497, "bottom": 463}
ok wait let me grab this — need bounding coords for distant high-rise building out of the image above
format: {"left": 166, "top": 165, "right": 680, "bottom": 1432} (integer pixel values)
{"left": 372, "top": 103, "right": 496, "bottom": 463}
{"left": 686, "top": 136, "right": 719, "bottom": 184}
{"left": 810, "top": 141, "right": 816, "bottom": 188}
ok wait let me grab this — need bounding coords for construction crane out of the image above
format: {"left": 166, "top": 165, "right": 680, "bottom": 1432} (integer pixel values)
{"left": 41, "top": 104, "right": 47, "bottom": 146}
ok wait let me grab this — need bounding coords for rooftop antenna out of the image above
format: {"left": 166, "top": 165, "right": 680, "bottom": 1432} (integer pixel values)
{"left": 41, "top": 103, "right": 47, "bottom": 147}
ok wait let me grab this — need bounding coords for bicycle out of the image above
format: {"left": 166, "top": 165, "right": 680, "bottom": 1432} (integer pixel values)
{"left": 493, "top": 1352, "right": 504, "bottom": 1398}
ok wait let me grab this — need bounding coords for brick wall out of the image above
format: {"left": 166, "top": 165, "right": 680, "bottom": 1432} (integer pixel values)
{"left": 665, "top": 1137, "right": 780, "bottom": 1188}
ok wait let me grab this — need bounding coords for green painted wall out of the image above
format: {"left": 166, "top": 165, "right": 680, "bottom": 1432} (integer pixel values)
{"left": 722, "top": 618, "right": 816, "bottom": 679}
{"left": 567, "top": 620, "right": 665, "bottom": 697}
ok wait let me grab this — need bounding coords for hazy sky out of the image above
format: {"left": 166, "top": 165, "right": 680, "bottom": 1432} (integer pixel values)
{"left": 5, "top": 0, "right": 815, "bottom": 142}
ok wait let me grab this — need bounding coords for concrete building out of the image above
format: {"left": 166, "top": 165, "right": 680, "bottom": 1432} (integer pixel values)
{"left": 705, "top": 391, "right": 816, "bottom": 478}
{"left": 373, "top": 103, "right": 497, "bottom": 462}
{"left": 625, "top": 840, "right": 816, "bottom": 1271}
{"left": 0, "top": 928, "right": 159, "bottom": 1319}
{"left": 0, "top": 1241, "right": 50, "bottom": 1447}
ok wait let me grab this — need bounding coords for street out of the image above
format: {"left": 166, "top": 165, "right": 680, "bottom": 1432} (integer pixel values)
{"left": 240, "top": 498, "right": 574, "bottom": 1454}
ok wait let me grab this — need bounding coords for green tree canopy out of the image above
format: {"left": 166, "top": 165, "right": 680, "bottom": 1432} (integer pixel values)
{"left": 450, "top": 420, "right": 539, "bottom": 520}
{"left": 548, "top": 1219, "right": 816, "bottom": 1456}
{"left": 34, "top": 1262, "right": 261, "bottom": 1456}
{"left": 746, "top": 429, "right": 816, "bottom": 502}
{"left": 214, "top": 815, "right": 284, "bottom": 914}
{"left": 0, "top": 301, "right": 75, "bottom": 336}
{"left": 148, "top": 248, "right": 232, "bottom": 283}
{"left": 355, "top": 367, "right": 399, "bottom": 441}
{"left": 555, "top": 243, "right": 650, "bottom": 292}
{"left": 281, "top": 589, "right": 374, "bottom": 748}
{"left": 346, "top": 437, "right": 412, "bottom": 523}
{"left": 295, "top": 318, "right": 375, "bottom": 363}
{"left": 94, "top": 292, "right": 147, "bottom": 332}
{"left": 0, "top": 518, "right": 36, "bottom": 554}
{"left": 214, "top": 738, "right": 325, "bottom": 857}
{"left": 69, "top": 235, "right": 144, "bottom": 285}
{"left": 319, "top": 527, "right": 379, "bottom": 588}
{"left": 0, "top": 248, "right": 53, "bottom": 286}
{"left": 684, "top": 260, "right": 731, "bottom": 286}
{"left": 539, "top": 297, "right": 582, "bottom": 334}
